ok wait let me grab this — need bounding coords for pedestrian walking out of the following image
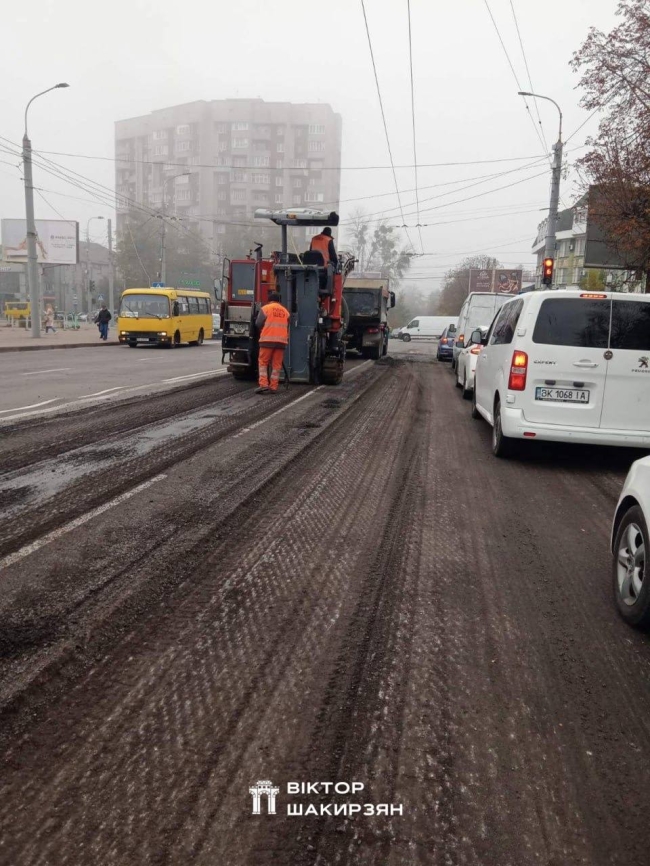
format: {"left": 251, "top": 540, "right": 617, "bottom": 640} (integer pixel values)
{"left": 255, "top": 291, "right": 289, "bottom": 393}
{"left": 44, "top": 308, "right": 57, "bottom": 334}
{"left": 94, "top": 304, "right": 112, "bottom": 341}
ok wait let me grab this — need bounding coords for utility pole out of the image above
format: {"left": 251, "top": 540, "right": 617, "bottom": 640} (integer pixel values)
{"left": 544, "top": 137, "right": 564, "bottom": 273}
{"left": 22, "top": 135, "right": 41, "bottom": 337}
{"left": 159, "top": 172, "right": 190, "bottom": 285}
{"left": 159, "top": 212, "right": 167, "bottom": 285}
{"left": 22, "top": 84, "right": 69, "bottom": 337}
{"left": 518, "top": 92, "right": 563, "bottom": 288}
{"left": 107, "top": 218, "right": 115, "bottom": 314}
{"left": 86, "top": 216, "right": 104, "bottom": 312}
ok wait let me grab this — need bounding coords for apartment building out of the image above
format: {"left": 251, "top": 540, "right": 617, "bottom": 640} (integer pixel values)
{"left": 115, "top": 99, "right": 343, "bottom": 251}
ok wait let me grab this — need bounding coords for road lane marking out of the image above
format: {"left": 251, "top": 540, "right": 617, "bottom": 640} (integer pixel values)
{"left": 163, "top": 369, "right": 224, "bottom": 383}
{"left": 21, "top": 368, "right": 71, "bottom": 376}
{"left": 0, "top": 399, "right": 59, "bottom": 415}
{"left": 77, "top": 387, "right": 127, "bottom": 398}
{"left": 0, "top": 474, "right": 168, "bottom": 572}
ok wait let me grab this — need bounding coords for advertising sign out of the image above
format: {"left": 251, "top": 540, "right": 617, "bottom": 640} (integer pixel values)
{"left": 1, "top": 219, "right": 79, "bottom": 265}
{"left": 493, "top": 269, "right": 523, "bottom": 295}
{"left": 469, "top": 269, "right": 493, "bottom": 292}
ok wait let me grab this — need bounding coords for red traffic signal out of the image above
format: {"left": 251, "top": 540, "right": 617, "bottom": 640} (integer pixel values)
{"left": 542, "top": 257, "right": 554, "bottom": 286}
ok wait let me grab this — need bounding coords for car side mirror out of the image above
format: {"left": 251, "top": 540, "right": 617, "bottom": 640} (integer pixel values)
{"left": 470, "top": 329, "right": 483, "bottom": 346}
{"left": 390, "top": 291, "right": 396, "bottom": 309}
{"left": 214, "top": 278, "right": 223, "bottom": 301}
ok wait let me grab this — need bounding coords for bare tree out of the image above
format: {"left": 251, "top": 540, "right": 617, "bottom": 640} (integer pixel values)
{"left": 571, "top": 0, "right": 650, "bottom": 287}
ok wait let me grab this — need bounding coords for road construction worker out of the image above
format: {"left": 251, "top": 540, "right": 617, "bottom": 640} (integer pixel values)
{"left": 309, "top": 226, "right": 338, "bottom": 268}
{"left": 255, "top": 291, "right": 289, "bottom": 394}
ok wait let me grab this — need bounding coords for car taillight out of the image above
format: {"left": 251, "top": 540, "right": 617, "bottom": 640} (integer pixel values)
{"left": 458, "top": 334, "right": 464, "bottom": 344}
{"left": 508, "top": 350, "right": 528, "bottom": 391}
{"left": 367, "top": 327, "right": 379, "bottom": 333}
{"left": 440, "top": 337, "right": 448, "bottom": 344}
{"left": 470, "top": 345, "right": 482, "bottom": 355}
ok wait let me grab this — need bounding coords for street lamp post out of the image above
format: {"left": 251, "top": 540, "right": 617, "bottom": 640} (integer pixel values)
{"left": 518, "top": 91, "right": 563, "bottom": 287}
{"left": 23, "top": 83, "right": 69, "bottom": 337}
{"left": 86, "top": 216, "right": 104, "bottom": 314}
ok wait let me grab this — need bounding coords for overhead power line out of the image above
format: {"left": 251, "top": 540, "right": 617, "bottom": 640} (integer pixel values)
{"left": 482, "top": 0, "right": 551, "bottom": 164}
{"left": 406, "top": 0, "right": 423, "bottom": 253}
{"left": 360, "top": 0, "right": 415, "bottom": 252}
{"left": 509, "top": 0, "right": 549, "bottom": 156}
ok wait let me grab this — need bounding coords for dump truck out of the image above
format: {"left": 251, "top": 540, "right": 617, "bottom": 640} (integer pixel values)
{"left": 343, "top": 275, "right": 395, "bottom": 360}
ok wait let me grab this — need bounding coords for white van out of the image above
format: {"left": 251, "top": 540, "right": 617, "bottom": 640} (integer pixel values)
{"left": 400, "top": 315, "right": 458, "bottom": 342}
{"left": 452, "top": 293, "right": 514, "bottom": 369}
{"left": 472, "top": 290, "right": 650, "bottom": 457}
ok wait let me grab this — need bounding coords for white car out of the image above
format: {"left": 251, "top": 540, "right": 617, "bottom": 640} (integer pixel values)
{"left": 612, "top": 457, "right": 650, "bottom": 627}
{"left": 455, "top": 326, "right": 488, "bottom": 398}
{"left": 472, "top": 290, "right": 650, "bottom": 457}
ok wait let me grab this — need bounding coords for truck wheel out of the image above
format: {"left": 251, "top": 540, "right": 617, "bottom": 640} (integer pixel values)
{"left": 382, "top": 339, "right": 388, "bottom": 357}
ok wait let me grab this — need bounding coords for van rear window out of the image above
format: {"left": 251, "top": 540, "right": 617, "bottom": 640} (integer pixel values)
{"left": 532, "top": 298, "right": 609, "bottom": 348}
{"left": 610, "top": 301, "right": 650, "bottom": 350}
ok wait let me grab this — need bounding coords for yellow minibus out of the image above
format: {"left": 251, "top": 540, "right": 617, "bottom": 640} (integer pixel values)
{"left": 117, "top": 288, "right": 213, "bottom": 348}
{"left": 4, "top": 301, "right": 30, "bottom": 321}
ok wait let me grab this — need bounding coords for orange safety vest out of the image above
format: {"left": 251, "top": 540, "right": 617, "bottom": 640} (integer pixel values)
{"left": 259, "top": 301, "right": 289, "bottom": 345}
{"left": 310, "top": 233, "right": 331, "bottom": 265}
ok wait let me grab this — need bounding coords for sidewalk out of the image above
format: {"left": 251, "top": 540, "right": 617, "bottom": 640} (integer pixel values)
{"left": 0, "top": 323, "right": 120, "bottom": 352}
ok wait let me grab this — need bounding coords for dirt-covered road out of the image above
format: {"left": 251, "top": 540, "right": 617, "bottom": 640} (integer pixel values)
{"left": 1, "top": 350, "right": 649, "bottom": 866}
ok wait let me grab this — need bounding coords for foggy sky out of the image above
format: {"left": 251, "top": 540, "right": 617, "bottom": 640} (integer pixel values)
{"left": 1, "top": 0, "right": 618, "bottom": 287}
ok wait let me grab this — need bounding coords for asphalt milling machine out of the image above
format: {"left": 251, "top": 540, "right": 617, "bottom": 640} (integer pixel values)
{"left": 220, "top": 208, "right": 355, "bottom": 386}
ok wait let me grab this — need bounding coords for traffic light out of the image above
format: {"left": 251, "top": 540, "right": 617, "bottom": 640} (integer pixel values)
{"left": 89, "top": 280, "right": 96, "bottom": 293}
{"left": 542, "top": 257, "right": 554, "bottom": 286}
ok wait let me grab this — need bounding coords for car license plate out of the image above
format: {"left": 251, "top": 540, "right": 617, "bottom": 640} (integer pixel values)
{"left": 535, "top": 387, "right": 590, "bottom": 404}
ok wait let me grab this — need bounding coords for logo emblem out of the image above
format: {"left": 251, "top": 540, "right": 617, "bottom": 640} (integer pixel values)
{"left": 250, "top": 780, "right": 279, "bottom": 815}
{"left": 639, "top": 356, "right": 649, "bottom": 369}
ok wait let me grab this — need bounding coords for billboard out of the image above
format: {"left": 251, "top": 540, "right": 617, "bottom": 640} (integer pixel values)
{"left": 468, "top": 268, "right": 523, "bottom": 294}
{"left": 493, "top": 269, "right": 522, "bottom": 295}
{"left": 584, "top": 184, "right": 646, "bottom": 270}
{"left": 1, "top": 219, "right": 79, "bottom": 265}
{"left": 469, "top": 269, "right": 493, "bottom": 292}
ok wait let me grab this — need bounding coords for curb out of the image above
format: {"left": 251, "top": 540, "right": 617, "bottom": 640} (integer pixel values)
{"left": 0, "top": 342, "right": 122, "bottom": 353}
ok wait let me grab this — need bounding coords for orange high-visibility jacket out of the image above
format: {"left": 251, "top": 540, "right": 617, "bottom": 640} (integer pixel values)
{"left": 310, "top": 233, "right": 332, "bottom": 265}
{"left": 259, "top": 301, "right": 289, "bottom": 346}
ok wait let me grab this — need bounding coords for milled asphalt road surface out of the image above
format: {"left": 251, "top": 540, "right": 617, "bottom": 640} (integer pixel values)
{"left": 0, "top": 344, "right": 649, "bottom": 866}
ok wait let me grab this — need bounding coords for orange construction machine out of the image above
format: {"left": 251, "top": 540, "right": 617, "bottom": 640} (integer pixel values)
{"left": 220, "top": 208, "right": 355, "bottom": 385}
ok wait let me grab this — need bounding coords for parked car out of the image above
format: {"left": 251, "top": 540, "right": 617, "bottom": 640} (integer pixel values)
{"left": 453, "top": 292, "right": 513, "bottom": 371}
{"left": 436, "top": 325, "right": 457, "bottom": 361}
{"left": 78, "top": 313, "right": 89, "bottom": 322}
{"left": 455, "top": 326, "right": 488, "bottom": 397}
{"left": 612, "top": 457, "right": 650, "bottom": 627}
{"left": 472, "top": 290, "right": 650, "bottom": 457}
{"left": 399, "top": 316, "right": 458, "bottom": 342}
